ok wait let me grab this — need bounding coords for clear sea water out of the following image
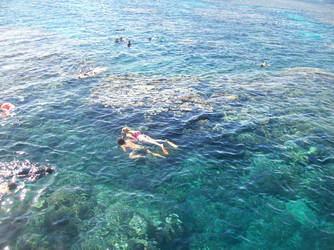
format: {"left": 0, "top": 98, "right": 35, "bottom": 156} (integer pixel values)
{"left": 1, "top": 0, "right": 334, "bottom": 249}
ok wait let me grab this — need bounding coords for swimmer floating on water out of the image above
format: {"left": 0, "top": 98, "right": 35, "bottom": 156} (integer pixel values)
{"left": 115, "top": 37, "right": 131, "bottom": 47}
{"left": 77, "top": 66, "right": 107, "bottom": 79}
{"left": 117, "top": 137, "right": 165, "bottom": 159}
{"left": 0, "top": 182, "right": 17, "bottom": 200}
{"left": 258, "top": 61, "right": 270, "bottom": 67}
{"left": 17, "top": 166, "right": 55, "bottom": 182}
{"left": 121, "top": 127, "right": 178, "bottom": 155}
{"left": 1, "top": 103, "right": 15, "bottom": 118}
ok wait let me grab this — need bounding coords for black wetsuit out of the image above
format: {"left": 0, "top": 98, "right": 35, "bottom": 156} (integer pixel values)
{"left": 17, "top": 167, "right": 48, "bottom": 182}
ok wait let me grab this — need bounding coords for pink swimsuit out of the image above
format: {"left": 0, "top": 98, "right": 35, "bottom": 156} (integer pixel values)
{"left": 132, "top": 132, "right": 141, "bottom": 139}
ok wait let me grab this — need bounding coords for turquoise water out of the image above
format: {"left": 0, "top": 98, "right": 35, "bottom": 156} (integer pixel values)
{"left": 1, "top": 0, "right": 334, "bottom": 249}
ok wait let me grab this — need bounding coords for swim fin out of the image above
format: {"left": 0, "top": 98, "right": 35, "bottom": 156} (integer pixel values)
{"left": 162, "top": 145, "right": 169, "bottom": 155}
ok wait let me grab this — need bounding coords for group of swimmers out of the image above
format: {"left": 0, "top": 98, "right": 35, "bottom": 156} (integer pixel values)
{"left": 114, "top": 37, "right": 269, "bottom": 68}
{"left": 117, "top": 127, "right": 178, "bottom": 159}
{"left": 0, "top": 101, "right": 56, "bottom": 198}
{"left": 115, "top": 37, "right": 131, "bottom": 47}
{"left": 0, "top": 166, "right": 55, "bottom": 198}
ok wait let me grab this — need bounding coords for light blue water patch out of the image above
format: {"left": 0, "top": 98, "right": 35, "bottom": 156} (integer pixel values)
{"left": 300, "top": 30, "right": 322, "bottom": 40}
{"left": 287, "top": 13, "right": 306, "bottom": 22}
{"left": 181, "top": 0, "right": 213, "bottom": 8}
{"left": 234, "top": 4, "right": 250, "bottom": 9}
{"left": 286, "top": 13, "right": 316, "bottom": 27}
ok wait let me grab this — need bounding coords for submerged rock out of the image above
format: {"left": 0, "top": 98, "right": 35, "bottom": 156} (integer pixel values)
{"left": 15, "top": 187, "right": 95, "bottom": 249}
{"left": 129, "top": 214, "right": 148, "bottom": 236}
{"left": 154, "top": 213, "right": 184, "bottom": 247}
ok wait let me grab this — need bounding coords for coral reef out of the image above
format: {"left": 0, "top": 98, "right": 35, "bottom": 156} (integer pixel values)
{"left": 89, "top": 75, "right": 241, "bottom": 118}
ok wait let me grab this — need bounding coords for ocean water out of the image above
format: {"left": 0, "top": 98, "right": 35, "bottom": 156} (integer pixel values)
{"left": 0, "top": 0, "right": 334, "bottom": 249}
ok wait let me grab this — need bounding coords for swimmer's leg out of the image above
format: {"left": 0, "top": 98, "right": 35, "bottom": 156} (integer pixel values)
{"left": 154, "top": 139, "right": 166, "bottom": 143}
{"left": 138, "top": 135, "right": 163, "bottom": 147}
{"left": 155, "top": 139, "right": 178, "bottom": 148}
{"left": 146, "top": 149, "right": 165, "bottom": 158}
{"left": 166, "top": 140, "right": 178, "bottom": 148}
{"left": 138, "top": 135, "right": 169, "bottom": 154}
{"left": 129, "top": 151, "right": 145, "bottom": 159}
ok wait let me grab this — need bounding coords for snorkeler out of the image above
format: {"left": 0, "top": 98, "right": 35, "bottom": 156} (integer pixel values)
{"left": 17, "top": 166, "right": 55, "bottom": 182}
{"left": 117, "top": 137, "right": 165, "bottom": 159}
{"left": 258, "top": 61, "right": 270, "bottom": 67}
{"left": 0, "top": 182, "right": 17, "bottom": 199}
{"left": 121, "top": 127, "right": 178, "bottom": 155}
{"left": 115, "top": 37, "right": 131, "bottom": 47}
{"left": 77, "top": 66, "right": 107, "bottom": 79}
{"left": 1, "top": 103, "right": 15, "bottom": 118}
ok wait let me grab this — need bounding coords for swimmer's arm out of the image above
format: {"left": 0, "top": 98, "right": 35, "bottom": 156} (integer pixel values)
{"left": 121, "top": 145, "right": 127, "bottom": 152}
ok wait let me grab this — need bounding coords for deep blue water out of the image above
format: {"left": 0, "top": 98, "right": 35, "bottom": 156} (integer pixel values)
{"left": 0, "top": 0, "right": 334, "bottom": 249}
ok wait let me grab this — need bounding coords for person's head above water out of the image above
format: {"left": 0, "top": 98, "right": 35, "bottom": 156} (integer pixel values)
{"left": 117, "top": 137, "right": 126, "bottom": 145}
{"left": 121, "top": 127, "right": 130, "bottom": 134}
{"left": 45, "top": 167, "right": 54, "bottom": 174}
{"left": 8, "top": 182, "right": 17, "bottom": 191}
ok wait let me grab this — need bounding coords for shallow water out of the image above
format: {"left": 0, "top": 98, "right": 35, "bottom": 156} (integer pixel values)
{"left": 1, "top": 0, "right": 334, "bottom": 249}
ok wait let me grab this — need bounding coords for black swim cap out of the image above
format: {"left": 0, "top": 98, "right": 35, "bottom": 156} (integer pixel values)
{"left": 117, "top": 137, "right": 126, "bottom": 145}
{"left": 8, "top": 182, "right": 17, "bottom": 190}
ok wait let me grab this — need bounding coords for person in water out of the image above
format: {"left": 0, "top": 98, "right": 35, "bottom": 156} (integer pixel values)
{"left": 77, "top": 66, "right": 107, "bottom": 79}
{"left": 117, "top": 137, "right": 165, "bottom": 159}
{"left": 1, "top": 103, "right": 15, "bottom": 118}
{"left": 115, "top": 37, "right": 131, "bottom": 47}
{"left": 17, "top": 166, "right": 54, "bottom": 182}
{"left": 121, "top": 127, "right": 178, "bottom": 155}
{"left": 0, "top": 182, "right": 17, "bottom": 199}
{"left": 259, "top": 61, "right": 270, "bottom": 67}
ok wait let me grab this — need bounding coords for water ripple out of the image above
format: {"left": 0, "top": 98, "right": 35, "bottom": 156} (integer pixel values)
{"left": 0, "top": 0, "right": 334, "bottom": 249}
